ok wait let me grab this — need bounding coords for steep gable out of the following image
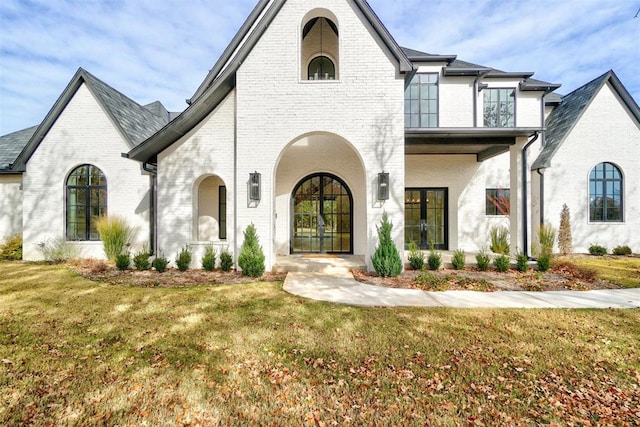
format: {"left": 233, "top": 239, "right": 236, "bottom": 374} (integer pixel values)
{"left": 11, "top": 68, "right": 169, "bottom": 171}
{"left": 532, "top": 70, "right": 640, "bottom": 169}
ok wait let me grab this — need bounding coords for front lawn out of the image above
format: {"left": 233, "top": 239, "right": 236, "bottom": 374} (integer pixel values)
{"left": 1, "top": 262, "right": 639, "bottom": 425}
{"left": 562, "top": 256, "right": 640, "bottom": 288}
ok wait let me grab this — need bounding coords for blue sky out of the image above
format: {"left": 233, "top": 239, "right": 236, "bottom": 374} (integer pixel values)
{"left": 0, "top": 0, "right": 638, "bottom": 136}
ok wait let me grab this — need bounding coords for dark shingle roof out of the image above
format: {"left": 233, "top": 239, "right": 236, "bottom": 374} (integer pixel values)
{"left": 532, "top": 70, "right": 640, "bottom": 170}
{"left": 0, "top": 126, "right": 38, "bottom": 172}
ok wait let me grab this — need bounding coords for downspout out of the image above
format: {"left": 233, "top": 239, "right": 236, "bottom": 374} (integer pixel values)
{"left": 537, "top": 168, "right": 545, "bottom": 226}
{"left": 473, "top": 71, "right": 490, "bottom": 127}
{"left": 522, "top": 132, "right": 539, "bottom": 258}
{"left": 142, "top": 162, "right": 157, "bottom": 255}
{"left": 233, "top": 91, "right": 238, "bottom": 270}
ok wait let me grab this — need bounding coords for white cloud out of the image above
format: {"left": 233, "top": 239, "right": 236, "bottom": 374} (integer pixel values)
{"left": 0, "top": 0, "right": 638, "bottom": 136}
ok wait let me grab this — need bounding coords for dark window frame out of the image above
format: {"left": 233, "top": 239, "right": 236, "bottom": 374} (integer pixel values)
{"left": 486, "top": 188, "right": 511, "bottom": 216}
{"left": 66, "top": 164, "right": 107, "bottom": 241}
{"left": 405, "top": 73, "right": 439, "bottom": 128}
{"left": 589, "top": 162, "right": 623, "bottom": 222}
{"left": 307, "top": 55, "right": 336, "bottom": 80}
{"left": 483, "top": 88, "right": 516, "bottom": 128}
{"left": 218, "top": 185, "right": 227, "bottom": 240}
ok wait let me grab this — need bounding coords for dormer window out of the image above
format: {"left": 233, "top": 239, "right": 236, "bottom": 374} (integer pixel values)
{"left": 302, "top": 13, "right": 339, "bottom": 81}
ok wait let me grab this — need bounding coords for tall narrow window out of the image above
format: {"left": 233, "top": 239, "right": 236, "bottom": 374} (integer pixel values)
{"left": 484, "top": 88, "right": 515, "bottom": 127}
{"left": 301, "top": 15, "right": 339, "bottom": 80}
{"left": 405, "top": 73, "right": 438, "bottom": 128}
{"left": 219, "top": 186, "right": 227, "bottom": 240}
{"left": 589, "top": 162, "right": 623, "bottom": 222}
{"left": 66, "top": 164, "right": 107, "bottom": 240}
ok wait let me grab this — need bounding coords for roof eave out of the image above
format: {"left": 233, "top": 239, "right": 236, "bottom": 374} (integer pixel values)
{"left": 442, "top": 67, "right": 493, "bottom": 77}
{"left": 407, "top": 54, "right": 457, "bottom": 64}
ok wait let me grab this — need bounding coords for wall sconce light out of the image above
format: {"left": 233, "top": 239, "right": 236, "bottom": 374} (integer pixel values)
{"left": 249, "top": 171, "right": 261, "bottom": 201}
{"left": 378, "top": 172, "right": 389, "bottom": 201}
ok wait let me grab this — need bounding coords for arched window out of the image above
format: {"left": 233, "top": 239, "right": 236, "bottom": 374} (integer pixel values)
{"left": 66, "top": 164, "right": 107, "bottom": 240}
{"left": 589, "top": 162, "right": 623, "bottom": 222}
{"left": 308, "top": 56, "right": 335, "bottom": 80}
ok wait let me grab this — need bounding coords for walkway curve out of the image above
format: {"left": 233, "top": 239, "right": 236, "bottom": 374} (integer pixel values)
{"left": 283, "top": 272, "right": 640, "bottom": 309}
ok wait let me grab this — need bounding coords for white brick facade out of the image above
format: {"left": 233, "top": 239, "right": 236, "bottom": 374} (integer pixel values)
{"left": 0, "top": 174, "right": 22, "bottom": 240}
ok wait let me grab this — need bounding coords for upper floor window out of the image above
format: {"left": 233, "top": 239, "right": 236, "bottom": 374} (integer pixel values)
{"left": 405, "top": 73, "right": 438, "bottom": 128}
{"left": 484, "top": 88, "right": 515, "bottom": 127}
{"left": 302, "top": 14, "right": 339, "bottom": 81}
{"left": 308, "top": 56, "right": 335, "bottom": 80}
{"left": 589, "top": 162, "right": 623, "bottom": 222}
{"left": 66, "top": 164, "right": 107, "bottom": 241}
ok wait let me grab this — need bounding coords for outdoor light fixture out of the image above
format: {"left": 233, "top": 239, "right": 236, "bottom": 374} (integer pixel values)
{"left": 249, "top": 171, "right": 261, "bottom": 201}
{"left": 378, "top": 172, "right": 389, "bottom": 201}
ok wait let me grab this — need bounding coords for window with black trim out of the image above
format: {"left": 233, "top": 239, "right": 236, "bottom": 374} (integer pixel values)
{"left": 483, "top": 88, "right": 515, "bottom": 127}
{"left": 302, "top": 16, "right": 339, "bottom": 81}
{"left": 405, "top": 73, "right": 438, "bottom": 128}
{"left": 589, "top": 162, "right": 623, "bottom": 222}
{"left": 219, "top": 186, "right": 227, "bottom": 240}
{"left": 66, "top": 164, "right": 107, "bottom": 240}
{"left": 486, "top": 188, "right": 510, "bottom": 215}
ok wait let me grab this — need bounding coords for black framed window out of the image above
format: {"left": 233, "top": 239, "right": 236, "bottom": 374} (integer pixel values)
{"left": 486, "top": 188, "right": 510, "bottom": 215}
{"left": 66, "top": 164, "right": 107, "bottom": 240}
{"left": 484, "top": 88, "right": 515, "bottom": 127}
{"left": 405, "top": 73, "right": 438, "bottom": 128}
{"left": 589, "top": 162, "right": 623, "bottom": 222}
{"left": 308, "top": 56, "right": 335, "bottom": 80}
{"left": 219, "top": 186, "right": 227, "bottom": 240}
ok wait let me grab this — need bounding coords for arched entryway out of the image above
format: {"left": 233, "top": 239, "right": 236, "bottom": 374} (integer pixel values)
{"left": 291, "top": 173, "right": 352, "bottom": 254}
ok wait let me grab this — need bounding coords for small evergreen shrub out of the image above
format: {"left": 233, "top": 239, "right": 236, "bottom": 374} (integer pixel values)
{"left": 96, "top": 216, "right": 134, "bottom": 261}
{"left": 407, "top": 242, "right": 425, "bottom": 270}
{"left": 202, "top": 244, "right": 217, "bottom": 271}
{"left": 537, "top": 254, "right": 551, "bottom": 272}
{"left": 476, "top": 249, "right": 491, "bottom": 272}
{"left": 494, "top": 254, "right": 510, "bottom": 272}
{"left": 489, "top": 225, "right": 510, "bottom": 255}
{"left": 516, "top": 251, "right": 529, "bottom": 273}
{"left": 219, "top": 248, "right": 233, "bottom": 272}
{"left": 451, "top": 249, "right": 466, "bottom": 270}
{"left": 115, "top": 252, "right": 130, "bottom": 270}
{"left": 538, "top": 224, "right": 556, "bottom": 257}
{"left": 612, "top": 245, "right": 632, "bottom": 256}
{"left": 0, "top": 234, "right": 22, "bottom": 260}
{"left": 133, "top": 248, "right": 150, "bottom": 270}
{"left": 415, "top": 272, "right": 450, "bottom": 291}
{"left": 37, "top": 237, "right": 79, "bottom": 262}
{"left": 427, "top": 245, "right": 442, "bottom": 271}
{"left": 588, "top": 244, "right": 607, "bottom": 256}
{"left": 176, "top": 245, "right": 193, "bottom": 272}
{"left": 152, "top": 251, "right": 169, "bottom": 273}
{"left": 238, "top": 224, "right": 265, "bottom": 277}
{"left": 371, "top": 213, "right": 403, "bottom": 277}
{"left": 558, "top": 204, "right": 572, "bottom": 255}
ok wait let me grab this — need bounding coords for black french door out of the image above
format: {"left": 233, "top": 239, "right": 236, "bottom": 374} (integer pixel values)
{"left": 405, "top": 188, "right": 448, "bottom": 250}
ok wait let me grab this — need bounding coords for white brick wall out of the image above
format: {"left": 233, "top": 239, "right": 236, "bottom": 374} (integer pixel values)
{"left": 0, "top": 174, "right": 22, "bottom": 240}
{"left": 22, "top": 83, "right": 151, "bottom": 260}
{"left": 540, "top": 82, "right": 640, "bottom": 253}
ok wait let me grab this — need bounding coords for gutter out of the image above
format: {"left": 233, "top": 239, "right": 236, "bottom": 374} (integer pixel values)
{"left": 473, "top": 70, "right": 490, "bottom": 127}
{"left": 521, "top": 132, "right": 540, "bottom": 258}
{"left": 142, "top": 162, "right": 158, "bottom": 255}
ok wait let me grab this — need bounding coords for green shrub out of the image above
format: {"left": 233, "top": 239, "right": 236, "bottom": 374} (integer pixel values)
{"left": 407, "top": 242, "right": 425, "bottom": 270}
{"left": 516, "top": 251, "right": 529, "bottom": 273}
{"left": 115, "top": 252, "right": 130, "bottom": 270}
{"left": 489, "top": 225, "right": 510, "bottom": 255}
{"left": 37, "top": 237, "right": 79, "bottom": 262}
{"left": 96, "top": 216, "right": 134, "bottom": 261}
{"left": 176, "top": 245, "right": 193, "bottom": 272}
{"left": 427, "top": 245, "right": 442, "bottom": 271}
{"left": 202, "top": 244, "right": 217, "bottom": 271}
{"left": 476, "top": 249, "right": 491, "bottom": 271}
{"left": 588, "top": 244, "right": 607, "bottom": 256}
{"left": 612, "top": 245, "right": 632, "bottom": 256}
{"left": 238, "top": 224, "right": 265, "bottom": 277}
{"left": 537, "top": 254, "right": 551, "bottom": 272}
{"left": 538, "top": 224, "right": 556, "bottom": 256}
{"left": 451, "top": 249, "right": 466, "bottom": 270}
{"left": 133, "top": 248, "right": 150, "bottom": 271}
{"left": 371, "top": 213, "right": 402, "bottom": 277}
{"left": 152, "top": 251, "right": 169, "bottom": 273}
{"left": 494, "top": 254, "right": 510, "bottom": 272}
{"left": 415, "top": 272, "right": 450, "bottom": 291}
{"left": 0, "top": 234, "right": 22, "bottom": 260}
{"left": 219, "top": 247, "right": 233, "bottom": 272}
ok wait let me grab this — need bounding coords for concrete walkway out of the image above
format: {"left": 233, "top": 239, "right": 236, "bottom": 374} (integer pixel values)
{"left": 283, "top": 271, "right": 640, "bottom": 309}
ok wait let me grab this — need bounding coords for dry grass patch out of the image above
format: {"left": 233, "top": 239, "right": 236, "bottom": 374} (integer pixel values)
{"left": 1, "top": 262, "right": 639, "bottom": 425}
{"left": 561, "top": 256, "right": 640, "bottom": 288}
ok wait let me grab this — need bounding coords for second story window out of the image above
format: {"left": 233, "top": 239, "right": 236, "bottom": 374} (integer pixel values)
{"left": 484, "top": 88, "right": 515, "bottom": 127}
{"left": 405, "top": 74, "right": 438, "bottom": 128}
{"left": 308, "top": 56, "right": 335, "bottom": 80}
